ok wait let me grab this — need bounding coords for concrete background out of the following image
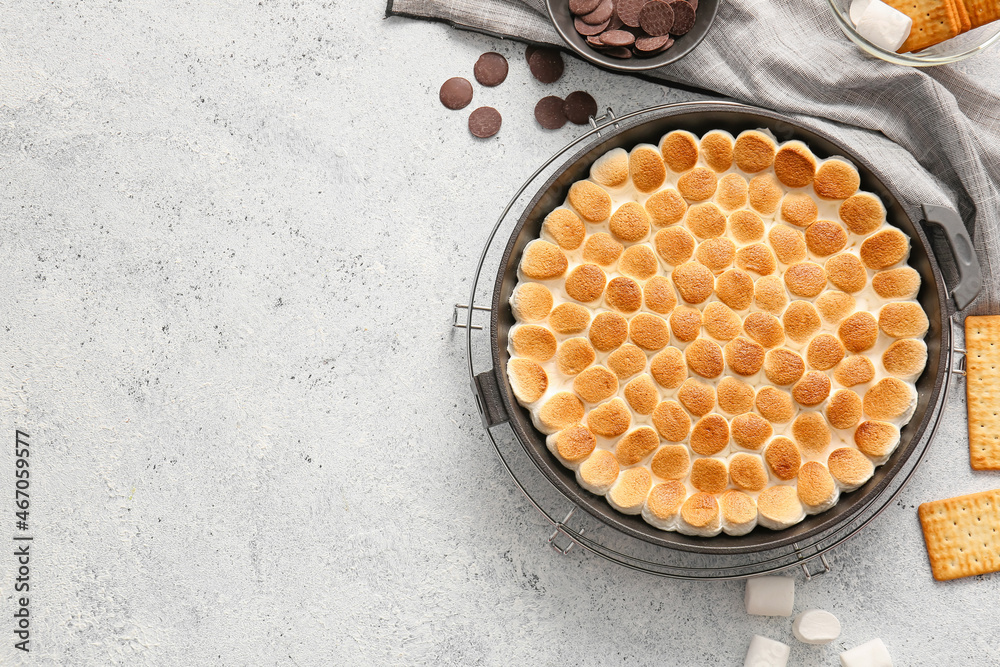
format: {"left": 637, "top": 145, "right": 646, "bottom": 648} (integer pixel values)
{"left": 0, "top": 1, "right": 997, "bottom": 664}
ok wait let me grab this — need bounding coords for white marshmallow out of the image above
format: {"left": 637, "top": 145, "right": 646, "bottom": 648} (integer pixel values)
{"left": 849, "top": 0, "right": 873, "bottom": 24}
{"left": 854, "top": 0, "right": 912, "bottom": 52}
{"left": 793, "top": 609, "right": 842, "bottom": 644}
{"left": 744, "top": 635, "right": 790, "bottom": 667}
{"left": 744, "top": 576, "right": 795, "bottom": 617}
{"left": 840, "top": 638, "right": 894, "bottom": 667}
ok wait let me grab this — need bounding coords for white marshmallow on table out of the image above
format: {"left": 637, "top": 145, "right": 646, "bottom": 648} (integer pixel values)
{"left": 852, "top": 0, "right": 912, "bottom": 52}
{"left": 840, "top": 638, "right": 894, "bottom": 667}
{"left": 744, "top": 576, "right": 795, "bottom": 617}
{"left": 793, "top": 609, "right": 842, "bottom": 644}
{"left": 744, "top": 635, "right": 790, "bottom": 667}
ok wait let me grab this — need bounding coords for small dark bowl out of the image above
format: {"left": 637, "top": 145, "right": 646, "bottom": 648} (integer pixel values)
{"left": 545, "top": 0, "right": 719, "bottom": 72}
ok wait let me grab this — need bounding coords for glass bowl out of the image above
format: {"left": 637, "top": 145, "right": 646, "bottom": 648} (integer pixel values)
{"left": 827, "top": 0, "right": 1000, "bottom": 66}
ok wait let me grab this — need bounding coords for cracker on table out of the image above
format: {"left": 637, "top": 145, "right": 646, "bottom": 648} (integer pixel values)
{"left": 966, "top": 316, "right": 1000, "bottom": 470}
{"left": 884, "top": 0, "right": 963, "bottom": 52}
{"left": 919, "top": 489, "right": 1000, "bottom": 580}
{"left": 963, "top": 0, "right": 1000, "bottom": 27}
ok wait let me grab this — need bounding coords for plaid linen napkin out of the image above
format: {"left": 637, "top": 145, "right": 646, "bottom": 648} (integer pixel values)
{"left": 387, "top": 0, "right": 1000, "bottom": 315}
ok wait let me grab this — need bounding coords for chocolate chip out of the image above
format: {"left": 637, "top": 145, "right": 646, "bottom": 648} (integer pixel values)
{"left": 469, "top": 107, "right": 502, "bottom": 138}
{"left": 668, "top": 0, "right": 696, "bottom": 34}
{"left": 439, "top": 77, "right": 473, "bottom": 110}
{"left": 638, "top": 0, "right": 674, "bottom": 36}
{"left": 575, "top": 16, "right": 611, "bottom": 35}
{"left": 528, "top": 48, "right": 565, "bottom": 84}
{"left": 569, "top": 0, "right": 602, "bottom": 13}
{"left": 616, "top": 0, "right": 649, "bottom": 27}
{"left": 535, "top": 96, "right": 568, "bottom": 130}
{"left": 600, "top": 29, "right": 636, "bottom": 47}
{"left": 634, "top": 33, "right": 671, "bottom": 51}
{"left": 581, "top": 0, "right": 614, "bottom": 24}
{"left": 474, "top": 52, "right": 509, "bottom": 87}
{"left": 563, "top": 91, "right": 598, "bottom": 125}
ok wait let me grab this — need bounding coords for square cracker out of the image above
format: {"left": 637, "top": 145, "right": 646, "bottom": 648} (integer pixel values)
{"left": 885, "top": 0, "right": 963, "bottom": 52}
{"left": 964, "top": 0, "right": 1000, "bottom": 26}
{"left": 954, "top": 0, "right": 973, "bottom": 32}
{"left": 966, "top": 315, "right": 1000, "bottom": 470}
{"left": 919, "top": 489, "right": 1000, "bottom": 580}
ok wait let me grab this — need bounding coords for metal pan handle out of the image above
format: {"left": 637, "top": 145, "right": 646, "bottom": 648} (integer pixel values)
{"left": 922, "top": 204, "right": 983, "bottom": 311}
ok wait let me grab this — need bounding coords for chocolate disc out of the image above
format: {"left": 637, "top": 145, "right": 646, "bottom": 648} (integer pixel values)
{"left": 604, "top": 46, "right": 635, "bottom": 58}
{"left": 600, "top": 29, "right": 636, "bottom": 47}
{"left": 474, "top": 52, "right": 509, "bottom": 87}
{"left": 668, "top": 0, "right": 696, "bottom": 35}
{"left": 535, "top": 96, "right": 568, "bottom": 130}
{"left": 634, "top": 34, "right": 671, "bottom": 51}
{"left": 469, "top": 107, "right": 502, "bottom": 138}
{"left": 563, "top": 91, "right": 598, "bottom": 125}
{"left": 525, "top": 45, "right": 538, "bottom": 63}
{"left": 569, "top": 0, "right": 603, "bottom": 14}
{"left": 687, "top": 0, "right": 699, "bottom": 11}
{"left": 575, "top": 16, "right": 611, "bottom": 35}
{"left": 581, "top": 0, "right": 614, "bottom": 24}
{"left": 638, "top": 0, "right": 675, "bottom": 36}
{"left": 528, "top": 48, "right": 565, "bottom": 84}
{"left": 439, "top": 77, "right": 473, "bottom": 110}
{"left": 616, "top": 0, "right": 649, "bottom": 27}
{"left": 586, "top": 34, "right": 606, "bottom": 47}
{"left": 635, "top": 36, "right": 674, "bottom": 55}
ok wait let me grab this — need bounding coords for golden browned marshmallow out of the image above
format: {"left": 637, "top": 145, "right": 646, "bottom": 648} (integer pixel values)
{"left": 815, "top": 290, "right": 856, "bottom": 324}
{"left": 521, "top": 240, "right": 568, "bottom": 280}
{"left": 716, "top": 269, "right": 755, "bottom": 310}
{"left": 793, "top": 371, "right": 832, "bottom": 407}
{"left": 587, "top": 397, "right": 632, "bottom": 438}
{"left": 690, "top": 413, "right": 731, "bottom": 456}
{"left": 583, "top": 232, "right": 624, "bottom": 266}
{"left": 645, "top": 480, "right": 687, "bottom": 520}
{"left": 839, "top": 193, "right": 885, "bottom": 235}
{"left": 764, "top": 348, "right": 806, "bottom": 386}
{"left": 838, "top": 311, "right": 879, "bottom": 353}
{"left": 834, "top": 355, "right": 876, "bottom": 387}
{"left": 605, "top": 276, "right": 643, "bottom": 313}
{"left": 624, "top": 373, "right": 659, "bottom": 415}
{"left": 573, "top": 365, "right": 619, "bottom": 404}
{"left": 577, "top": 449, "right": 620, "bottom": 494}
{"left": 643, "top": 276, "right": 677, "bottom": 315}
{"left": 554, "top": 424, "right": 597, "bottom": 463}
{"left": 725, "top": 336, "right": 766, "bottom": 376}
{"left": 768, "top": 225, "right": 808, "bottom": 265}
{"left": 565, "top": 263, "right": 607, "bottom": 303}
{"left": 731, "top": 412, "right": 773, "bottom": 450}
{"left": 703, "top": 302, "right": 742, "bottom": 341}
{"left": 827, "top": 447, "right": 874, "bottom": 491}
{"left": 754, "top": 275, "right": 789, "bottom": 315}
{"left": 729, "top": 210, "right": 765, "bottom": 243}
{"left": 568, "top": 180, "right": 612, "bottom": 222}
{"left": 539, "top": 391, "right": 586, "bottom": 432}
{"left": 716, "top": 173, "right": 749, "bottom": 211}
{"left": 542, "top": 208, "right": 586, "bottom": 250}
{"left": 511, "top": 324, "right": 558, "bottom": 362}
{"left": 780, "top": 193, "right": 819, "bottom": 228}
{"left": 678, "top": 167, "right": 719, "bottom": 202}
{"left": 729, "top": 453, "right": 769, "bottom": 491}
{"left": 826, "top": 389, "right": 863, "bottom": 430}
{"left": 672, "top": 262, "right": 715, "bottom": 304}
{"left": 629, "top": 146, "right": 667, "bottom": 193}
{"left": 614, "top": 426, "right": 660, "bottom": 466}
{"left": 765, "top": 437, "right": 801, "bottom": 480}
{"left": 686, "top": 338, "right": 725, "bottom": 379}
{"left": 783, "top": 300, "right": 822, "bottom": 344}
{"left": 645, "top": 188, "right": 688, "bottom": 228}
{"left": 557, "top": 337, "right": 597, "bottom": 376}
{"left": 660, "top": 130, "right": 700, "bottom": 173}
{"left": 696, "top": 237, "right": 737, "bottom": 273}
{"left": 805, "top": 220, "right": 848, "bottom": 257}
{"left": 654, "top": 226, "right": 696, "bottom": 266}
{"left": 878, "top": 302, "right": 929, "bottom": 338}
{"left": 863, "top": 378, "right": 914, "bottom": 420}
{"left": 872, "top": 267, "right": 921, "bottom": 299}
{"left": 718, "top": 377, "right": 756, "bottom": 415}
{"left": 882, "top": 339, "right": 928, "bottom": 377}
{"left": 680, "top": 492, "right": 721, "bottom": 532}
{"left": 678, "top": 378, "right": 717, "bottom": 417}
{"left": 619, "top": 244, "right": 658, "bottom": 280}
{"left": 650, "top": 347, "right": 687, "bottom": 389}
{"left": 813, "top": 159, "right": 860, "bottom": 200}
{"left": 608, "top": 343, "right": 647, "bottom": 380}
{"left": 854, "top": 420, "right": 900, "bottom": 459}
{"left": 589, "top": 311, "right": 629, "bottom": 352}
{"left": 549, "top": 302, "right": 591, "bottom": 334}
{"left": 733, "top": 130, "right": 777, "bottom": 173}
{"left": 860, "top": 228, "right": 909, "bottom": 270}
{"left": 720, "top": 491, "right": 757, "bottom": 534}
{"left": 748, "top": 173, "right": 784, "bottom": 215}
{"left": 508, "top": 358, "right": 548, "bottom": 403}
{"left": 792, "top": 411, "right": 832, "bottom": 455}
{"left": 756, "top": 386, "right": 796, "bottom": 423}
{"left": 807, "top": 333, "right": 845, "bottom": 371}
{"left": 691, "top": 457, "right": 729, "bottom": 494}
{"left": 511, "top": 282, "right": 553, "bottom": 322}
{"left": 735, "top": 243, "right": 777, "bottom": 277}
{"left": 797, "top": 462, "right": 837, "bottom": 512}
{"left": 825, "top": 253, "right": 867, "bottom": 293}
{"left": 744, "top": 312, "right": 785, "bottom": 349}
{"left": 784, "top": 262, "right": 827, "bottom": 298}
{"left": 609, "top": 202, "right": 652, "bottom": 243}
{"left": 774, "top": 141, "right": 817, "bottom": 188}
{"left": 630, "top": 313, "right": 670, "bottom": 351}
{"left": 590, "top": 148, "right": 629, "bottom": 188}
{"left": 685, "top": 202, "right": 727, "bottom": 240}
{"left": 701, "top": 130, "right": 734, "bottom": 172}
{"left": 652, "top": 400, "right": 691, "bottom": 442}
{"left": 651, "top": 445, "right": 691, "bottom": 480}
{"left": 757, "top": 485, "right": 805, "bottom": 529}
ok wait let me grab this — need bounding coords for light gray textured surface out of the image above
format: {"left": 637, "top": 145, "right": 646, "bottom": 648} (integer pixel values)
{"left": 0, "top": 2, "right": 998, "bottom": 665}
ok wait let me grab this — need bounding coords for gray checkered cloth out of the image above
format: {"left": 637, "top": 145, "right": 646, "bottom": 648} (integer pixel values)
{"left": 387, "top": 0, "right": 1000, "bottom": 315}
